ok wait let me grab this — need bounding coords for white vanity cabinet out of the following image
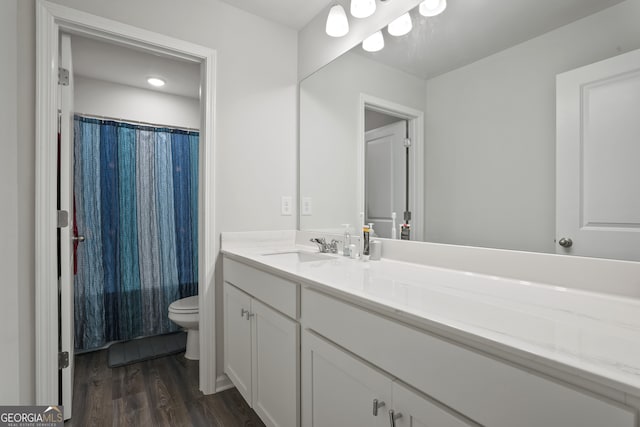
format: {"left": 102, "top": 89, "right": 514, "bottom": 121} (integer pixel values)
{"left": 223, "top": 257, "right": 300, "bottom": 427}
{"left": 221, "top": 249, "right": 638, "bottom": 427}
{"left": 390, "top": 381, "right": 476, "bottom": 427}
{"left": 302, "top": 330, "right": 475, "bottom": 427}
{"left": 224, "top": 282, "right": 253, "bottom": 402}
{"left": 302, "top": 330, "right": 391, "bottom": 427}
{"left": 302, "top": 287, "right": 637, "bottom": 427}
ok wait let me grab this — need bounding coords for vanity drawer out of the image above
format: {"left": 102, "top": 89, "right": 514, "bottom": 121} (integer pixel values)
{"left": 302, "top": 288, "right": 636, "bottom": 427}
{"left": 224, "top": 257, "right": 299, "bottom": 319}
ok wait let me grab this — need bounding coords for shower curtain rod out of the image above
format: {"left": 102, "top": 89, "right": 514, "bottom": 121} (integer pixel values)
{"left": 75, "top": 112, "right": 200, "bottom": 133}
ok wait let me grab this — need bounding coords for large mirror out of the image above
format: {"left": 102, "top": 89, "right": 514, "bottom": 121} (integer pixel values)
{"left": 300, "top": 0, "right": 640, "bottom": 261}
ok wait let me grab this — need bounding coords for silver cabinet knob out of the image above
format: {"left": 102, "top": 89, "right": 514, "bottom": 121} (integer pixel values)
{"left": 372, "top": 398, "right": 385, "bottom": 416}
{"left": 558, "top": 237, "right": 573, "bottom": 248}
{"left": 72, "top": 235, "right": 85, "bottom": 242}
{"left": 389, "top": 409, "right": 402, "bottom": 427}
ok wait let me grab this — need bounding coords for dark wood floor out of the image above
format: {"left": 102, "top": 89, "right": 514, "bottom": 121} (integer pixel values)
{"left": 66, "top": 350, "right": 265, "bottom": 427}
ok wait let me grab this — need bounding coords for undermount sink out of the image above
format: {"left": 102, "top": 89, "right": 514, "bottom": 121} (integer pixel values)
{"left": 261, "top": 250, "right": 334, "bottom": 262}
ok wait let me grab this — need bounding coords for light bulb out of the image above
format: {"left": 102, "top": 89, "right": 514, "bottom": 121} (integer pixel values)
{"left": 362, "top": 31, "right": 384, "bottom": 52}
{"left": 350, "top": 0, "right": 376, "bottom": 19}
{"left": 387, "top": 12, "right": 412, "bottom": 37}
{"left": 147, "top": 77, "right": 165, "bottom": 87}
{"left": 419, "top": 0, "right": 447, "bottom": 17}
{"left": 326, "top": 5, "right": 349, "bottom": 37}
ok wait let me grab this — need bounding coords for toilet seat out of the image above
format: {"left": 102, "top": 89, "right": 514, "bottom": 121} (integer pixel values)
{"left": 169, "top": 296, "right": 199, "bottom": 314}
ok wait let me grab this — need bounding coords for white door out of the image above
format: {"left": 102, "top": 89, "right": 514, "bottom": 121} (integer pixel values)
{"left": 365, "top": 121, "right": 407, "bottom": 238}
{"left": 391, "top": 381, "right": 476, "bottom": 427}
{"left": 59, "top": 33, "right": 75, "bottom": 420}
{"left": 556, "top": 48, "right": 640, "bottom": 261}
{"left": 301, "top": 330, "right": 390, "bottom": 427}
{"left": 252, "top": 300, "right": 299, "bottom": 427}
{"left": 224, "top": 283, "right": 253, "bottom": 404}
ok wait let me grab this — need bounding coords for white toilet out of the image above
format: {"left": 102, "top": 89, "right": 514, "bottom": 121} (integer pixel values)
{"left": 168, "top": 295, "right": 199, "bottom": 360}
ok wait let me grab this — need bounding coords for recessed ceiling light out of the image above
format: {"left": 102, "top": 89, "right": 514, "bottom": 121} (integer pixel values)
{"left": 147, "top": 77, "right": 165, "bottom": 87}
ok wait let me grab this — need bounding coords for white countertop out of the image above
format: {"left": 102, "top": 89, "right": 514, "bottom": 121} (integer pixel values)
{"left": 221, "top": 239, "right": 640, "bottom": 398}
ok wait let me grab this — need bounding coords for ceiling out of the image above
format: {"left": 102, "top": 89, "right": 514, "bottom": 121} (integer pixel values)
{"left": 356, "top": 0, "right": 626, "bottom": 79}
{"left": 69, "top": 0, "right": 331, "bottom": 96}
{"left": 214, "top": 0, "right": 627, "bottom": 80}
{"left": 71, "top": 35, "right": 201, "bottom": 99}
{"left": 70, "top": 0, "right": 626, "bottom": 91}
{"left": 219, "top": 0, "right": 331, "bottom": 29}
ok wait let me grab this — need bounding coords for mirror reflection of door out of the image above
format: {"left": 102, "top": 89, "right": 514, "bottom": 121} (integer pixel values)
{"left": 365, "top": 109, "right": 408, "bottom": 239}
{"left": 556, "top": 48, "right": 640, "bottom": 262}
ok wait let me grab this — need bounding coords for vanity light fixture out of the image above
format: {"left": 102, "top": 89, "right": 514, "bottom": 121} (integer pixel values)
{"left": 351, "top": 0, "right": 376, "bottom": 18}
{"left": 387, "top": 12, "right": 412, "bottom": 36}
{"left": 147, "top": 77, "right": 166, "bottom": 87}
{"left": 362, "top": 30, "right": 384, "bottom": 52}
{"left": 419, "top": 0, "right": 447, "bottom": 17}
{"left": 326, "top": 4, "right": 350, "bottom": 37}
{"left": 328, "top": 0, "right": 447, "bottom": 41}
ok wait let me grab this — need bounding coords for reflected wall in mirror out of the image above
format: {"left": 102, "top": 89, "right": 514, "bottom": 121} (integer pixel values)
{"left": 300, "top": 0, "right": 640, "bottom": 261}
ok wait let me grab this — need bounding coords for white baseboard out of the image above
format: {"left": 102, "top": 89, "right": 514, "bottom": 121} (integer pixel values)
{"left": 215, "top": 374, "right": 233, "bottom": 393}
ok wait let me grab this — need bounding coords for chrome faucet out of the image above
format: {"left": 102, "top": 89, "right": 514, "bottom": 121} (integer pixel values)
{"left": 310, "top": 237, "right": 339, "bottom": 254}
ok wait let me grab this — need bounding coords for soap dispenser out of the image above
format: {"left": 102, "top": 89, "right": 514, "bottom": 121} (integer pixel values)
{"left": 341, "top": 224, "right": 351, "bottom": 257}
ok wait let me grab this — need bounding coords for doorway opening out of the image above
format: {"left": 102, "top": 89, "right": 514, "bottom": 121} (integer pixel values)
{"left": 35, "top": 1, "right": 217, "bottom": 418}
{"left": 58, "top": 31, "right": 203, "bottom": 418}
{"left": 365, "top": 110, "right": 410, "bottom": 239}
{"left": 358, "top": 94, "right": 424, "bottom": 241}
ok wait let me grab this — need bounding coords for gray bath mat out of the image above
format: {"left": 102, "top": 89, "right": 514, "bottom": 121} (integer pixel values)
{"left": 107, "top": 331, "right": 187, "bottom": 368}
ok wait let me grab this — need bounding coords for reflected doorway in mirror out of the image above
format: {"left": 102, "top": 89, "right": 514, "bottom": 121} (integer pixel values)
{"left": 359, "top": 94, "right": 424, "bottom": 241}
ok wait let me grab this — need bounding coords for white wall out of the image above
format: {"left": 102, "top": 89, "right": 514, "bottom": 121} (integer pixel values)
{"left": 300, "top": 51, "right": 425, "bottom": 232}
{"left": 425, "top": 0, "right": 640, "bottom": 253}
{"left": 13, "top": 0, "right": 298, "bottom": 401}
{"left": 17, "top": 0, "right": 36, "bottom": 405}
{"left": 75, "top": 76, "right": 200, "bottom": 129}
{"left": 0, "top": 0, "right": 21, "bottom": 405}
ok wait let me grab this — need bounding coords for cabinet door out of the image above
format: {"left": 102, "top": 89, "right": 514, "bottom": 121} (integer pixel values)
{"left": 224, "top": 282, "right": 253, "bottom": 404}
{"left": 302, "top": 330, "right": 390, "bottom": 427}
{"left": 392, "top": 381, "right": 477, "bottom": 427}
{"left": 252, "top": 300, "right": 299, "bottom": 427}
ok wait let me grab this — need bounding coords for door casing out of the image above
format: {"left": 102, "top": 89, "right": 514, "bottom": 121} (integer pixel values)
{"left": 35, "top": 0, "right": 218, "bottom": 405}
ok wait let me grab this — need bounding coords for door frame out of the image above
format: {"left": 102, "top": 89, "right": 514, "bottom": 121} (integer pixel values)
{"left": 35, "top": 0, "right": 218, "bottom": 405}
{"left": 358, "top": 94, "right": 424, "bottom": 240}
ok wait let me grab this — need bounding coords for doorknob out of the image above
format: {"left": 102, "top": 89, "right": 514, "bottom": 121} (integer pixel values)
{"left": 558, "top": 237, "right": 573, "bottom": 248}
{"left": 72, "top": 235, "right": 86, "bottom": 243}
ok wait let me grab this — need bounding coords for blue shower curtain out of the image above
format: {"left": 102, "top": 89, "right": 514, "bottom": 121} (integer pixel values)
{"left": 73, "top": 115, "right": 199, "bottom": 351}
